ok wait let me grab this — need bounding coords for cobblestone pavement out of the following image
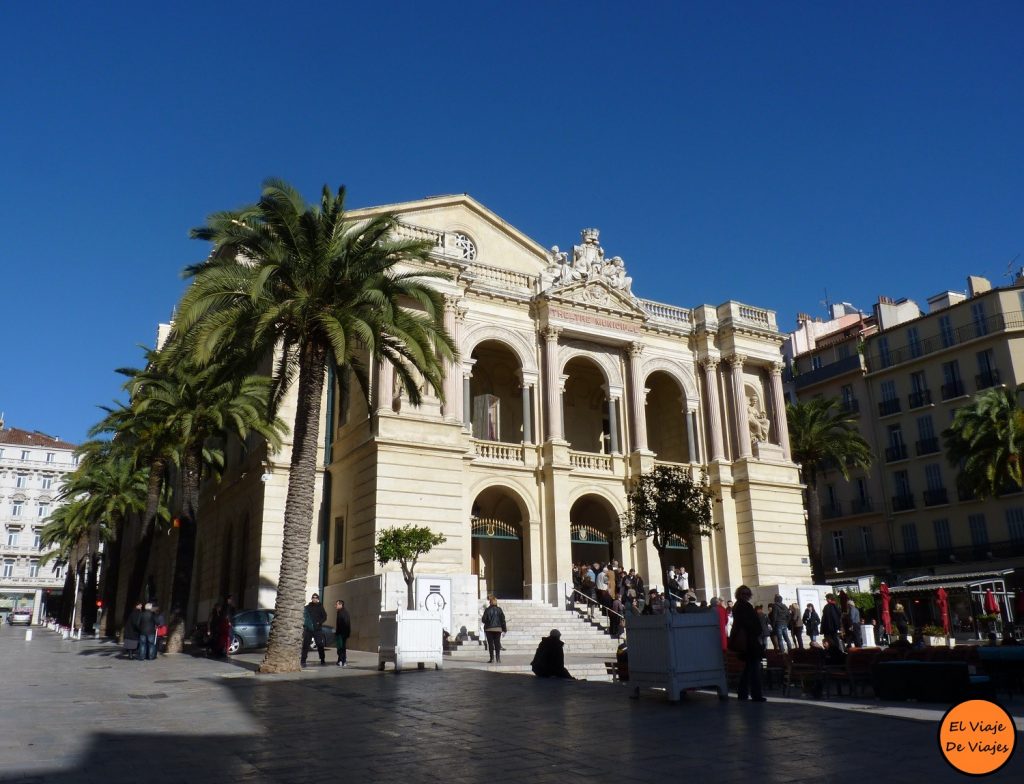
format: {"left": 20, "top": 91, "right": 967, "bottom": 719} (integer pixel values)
{"left": 2, "top": 625, "right": 1022, "bottom": 783}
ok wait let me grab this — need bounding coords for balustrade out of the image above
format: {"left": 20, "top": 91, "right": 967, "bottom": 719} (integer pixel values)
{"left": 568, "top": 451, "right": 613, "bottom": 472}
{"left": 472, "top": 439, "right": 525, "bottom": 464}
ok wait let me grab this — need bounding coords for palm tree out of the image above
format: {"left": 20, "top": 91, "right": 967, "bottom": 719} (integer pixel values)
{"left": 944, "top": 386, "right": 1024, "bottom": 499}
{"left": 786, "top": 397, "right": 873, "bottom": 582}
{"left": 127, "top": 348, "right": 286, "bottom": 652}
{"left": 174, "top": 179, "right": 455, "bottom": 672}
{"left": 42, "top": 451, "right": 149, "bottom": 632}
{"left": 86, "top": 394, "right": 177, "bottom": 634}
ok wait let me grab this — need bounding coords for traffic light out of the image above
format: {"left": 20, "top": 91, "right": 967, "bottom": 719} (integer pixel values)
{"left": 95, "top": 600, "right": 103, "bottom": 608}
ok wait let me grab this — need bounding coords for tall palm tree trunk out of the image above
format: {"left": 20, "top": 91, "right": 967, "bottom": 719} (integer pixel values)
{"left": 166, "top": 445, "right": 201, "bottom": 653}
{"left": 261, "top": 344, "right": 327, "bottom": 673}
{"left": 102, "top": 519, "right": 124, "bottom": 637}
{"left": 121, "top": 460, "right": 166, "bottom": 628}
{"left": 806, "top": 483, "right": 824, "bottom": 584}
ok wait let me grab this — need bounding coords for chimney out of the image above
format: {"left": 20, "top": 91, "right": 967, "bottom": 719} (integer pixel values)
{"left": 967, "top": 275, "right": 992, "bottom": 297}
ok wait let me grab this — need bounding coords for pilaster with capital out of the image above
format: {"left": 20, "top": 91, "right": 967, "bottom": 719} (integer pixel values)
{"left": 542, "top": 327, "right": 564, "bottom": 441}
{"left": 768, "top": 362, "right": 791, "bottom": 460}
{"left": 700, "top": 356, "right": 725, "bottom": 461}
{"left": 726, "top": 354, "right": 751, "bottom": 458}
{"left": 628, "top": 343, "right": 648, "bottom": 452}
{"left": 442, "top": 296, "right": 460, "bottom": 421}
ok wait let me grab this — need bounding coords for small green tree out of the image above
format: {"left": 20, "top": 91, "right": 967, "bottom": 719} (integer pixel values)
{"left": 621, "top": 466, "right": 717, "bottom": 590}
{"left": 375, "top": 525, "right": 447, "bottom": 610}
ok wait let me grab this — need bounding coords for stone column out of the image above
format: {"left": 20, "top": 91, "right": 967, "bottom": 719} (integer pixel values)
{"left": 727, "top": 354, "right": 751, "bottom": 459}
{"left": 442, "top": 296, "right": 459, "bottom": 422}
{"left": 769, "top": 362, "right": 791, "bottom": 460}
{"left": 520, "top": 375, "right": 535, "bottom": 444}
{"left": 542, "top": 327, "right": 564, "bottom": 441}
{"left": 462, "top": 360, "right": 474, "bottom": 431}
{"left": 376, "top": 359, "right": 394, "bottom": 414}
{"left": 701, "top": 357, "right": 725, "bottom": 461}
{"left": 628, "top": 343, "right": 648, "bottom": 452}
{"left": 686, "top": 407, "right": 698, "bottom": 463}
{"left": 608, "top": 397, "right": 620, "bottom": 454}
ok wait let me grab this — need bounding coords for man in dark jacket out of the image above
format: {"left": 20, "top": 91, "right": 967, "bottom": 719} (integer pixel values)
{"left": 729, "top": 585, "right": 766, "bottom": 702}
{"left": 821, "top": 593, "right": 844, "bottom": 654}
{"left": 301, "top": 593, "right": 327, "bottom": 667}
{"left": 136, "top": 603, "right": 157, "bottom": 662}
{"left": 481, "top": 595, "right": 506, "bottom": 663}
{"left": 531, "top": 629, "right": 574, "bottom": 678}
{"left": 769, "top": 595, "right": 792, "bottom": 652}
{"left": 334, "top": 599, "right": 351, "bottom": 667}
{"left": 124, "top": 602, "right": 142, "bottom": 660}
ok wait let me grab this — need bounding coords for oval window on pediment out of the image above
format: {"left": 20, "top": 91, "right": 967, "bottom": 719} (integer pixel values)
{"left": 451, "top": 232, "right": 477, "bottom": 261}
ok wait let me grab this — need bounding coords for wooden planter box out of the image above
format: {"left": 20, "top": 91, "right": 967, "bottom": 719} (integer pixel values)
{"left": 378, "top": 610, "right": 443, "bottom": 672}
{"left": 625, "top": 611, "right": 728, "bottom": 701}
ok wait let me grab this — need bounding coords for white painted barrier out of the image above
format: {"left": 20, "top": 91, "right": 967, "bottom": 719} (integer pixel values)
{"left": 625, "top": 611, "right": 728, "bottom": 702}
{"left": 378, "top": 609, "right": 443, "bottom": 672}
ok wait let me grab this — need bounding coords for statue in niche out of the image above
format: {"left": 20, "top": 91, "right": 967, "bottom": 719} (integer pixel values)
{"left": 747, "top": 395, "right": 771, "bottom": 444}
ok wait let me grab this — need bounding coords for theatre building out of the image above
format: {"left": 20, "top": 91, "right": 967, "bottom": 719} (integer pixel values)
{"left": 173, "top": 195, "right": 813, "bottom": 648}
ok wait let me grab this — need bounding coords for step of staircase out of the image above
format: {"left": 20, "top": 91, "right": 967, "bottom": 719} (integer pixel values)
{"left": 456, "top": 599, "right": 621, "bottom": 657}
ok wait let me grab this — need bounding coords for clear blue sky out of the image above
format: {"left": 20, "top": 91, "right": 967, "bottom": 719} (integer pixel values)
{"left": 2, "top": 2, "right": 1021, "bottom": 443}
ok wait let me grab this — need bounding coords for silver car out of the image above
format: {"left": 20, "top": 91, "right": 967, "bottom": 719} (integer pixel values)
{"left": 227, "top": 609, "right": 333, "bottom": 654}
{"left": 7, "top": 609, "right": 32, "bottom": 626}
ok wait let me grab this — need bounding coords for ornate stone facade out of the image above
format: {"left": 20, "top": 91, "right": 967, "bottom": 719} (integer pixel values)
{"left": 184, "top": 194, "right": 811, "bottom": 649}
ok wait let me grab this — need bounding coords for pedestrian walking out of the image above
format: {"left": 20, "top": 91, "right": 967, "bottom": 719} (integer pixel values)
{"left": 821, "top": 593, "right": 844, "bottom": 654}
{"left": 301, "top": 592, "right": 327, "bottom": 667}
{"left": 729, "top": 585, "right": 766, "bottom": 702}
{"left": 769, "top": 595, "right": 792, "bottom": 652}
{"left": 789, "top": 603, "right": 804, "bottom": 649}
{"left": 137, "top": 603, "right": 157, "bottom": 661}
{"left": 892, "top": 603, "right": 909, "bottom": 642}
{"left": 124, "top": 602, "right": 142, "bottom": 660}
{"left": 481, "top": 595, "right": 506, "bottom": 663}
{"left": 334, "top": 599, "right": 351, "bottom": 667}
{"left": 803, "top": 603, "right": 820, "bottom": 643}
{"left": 846, "top": 600, "right": 863, "bottom": 648}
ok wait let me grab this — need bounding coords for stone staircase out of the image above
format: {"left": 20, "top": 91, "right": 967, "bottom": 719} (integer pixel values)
{"left": 446, "top": 599, "right": 622, "bottom": 681}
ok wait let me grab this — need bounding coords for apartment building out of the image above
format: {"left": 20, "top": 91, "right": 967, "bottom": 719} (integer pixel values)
{"left": 0, "top": 420, "right": 76, "bottom": 622}
{"left": 785, "top": 275, "right": 1024, "bottom": 585}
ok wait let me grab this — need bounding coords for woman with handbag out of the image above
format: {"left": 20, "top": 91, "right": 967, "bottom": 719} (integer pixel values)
{"left": 728, "top": 585, "right": 766, "bottom": 702}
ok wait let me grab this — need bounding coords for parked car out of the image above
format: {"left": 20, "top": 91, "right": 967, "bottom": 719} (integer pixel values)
{"left": 226, "top": 609, "right": 334, "bottom": 654}
{"left": 7, "top": 609, "right": 33, "bottom": 626}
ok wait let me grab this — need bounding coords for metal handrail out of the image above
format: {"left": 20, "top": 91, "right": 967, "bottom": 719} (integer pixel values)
{"left": 570, "top": 588, "right": 625, "bottom": 622}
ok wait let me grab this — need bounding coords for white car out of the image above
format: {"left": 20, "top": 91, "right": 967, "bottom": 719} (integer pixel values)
{"left": 7, "top": 609, "right": 32, "bottom": 626}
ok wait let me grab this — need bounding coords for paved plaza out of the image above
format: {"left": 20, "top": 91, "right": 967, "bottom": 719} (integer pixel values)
{"left": 2, "top": 626, "right": 1022, "bottom": 783}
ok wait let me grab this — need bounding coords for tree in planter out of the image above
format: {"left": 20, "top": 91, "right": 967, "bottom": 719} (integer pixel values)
{"left": 621, "top": 465, "right": 717, "bottom": 593}
{"left": 375, "top": 525, "right": 447, "bottom": 610}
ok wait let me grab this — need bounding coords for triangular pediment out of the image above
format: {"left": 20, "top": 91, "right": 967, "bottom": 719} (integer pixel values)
{"left": 349, "top": 194, "right": 551, "bottom": 276}
{"left": 542, "top": 277, "right": 648, "bottom": 319}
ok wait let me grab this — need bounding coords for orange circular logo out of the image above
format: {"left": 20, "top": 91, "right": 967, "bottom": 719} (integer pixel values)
{"left": 939, "top": 699, "right": 1016, "bottom": 776}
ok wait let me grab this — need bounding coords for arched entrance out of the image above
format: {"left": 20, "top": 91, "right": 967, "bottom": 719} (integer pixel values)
{"left": 469, "top": 341, "right": 525, "bottom": 443}
{"left": 470, "top": 486, "right": 526, "bottom": 599}
{"left": 645, "top": 371, "right": 690, "bottom": 463}
{"left": 569, "top": 494, "right": 621, "bottom": 568}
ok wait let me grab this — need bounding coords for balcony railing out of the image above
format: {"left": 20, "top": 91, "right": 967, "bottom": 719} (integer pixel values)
{"left": 472, "top": 439, "right": 525, "bottom": 464}
{"left": 569, "top": 451, "right": 613, "bottom": 472}
{"left": 824, "top": 549, "right": 892, "bottom": 571}
{"left": 976, "top": 369, "right": 1002, "bottom": 390}
{"left": 941, "top": 380, "right": 966, "bottom": 400}
{"left": 908, "top": 389, "right": 932, "bottom": 409}
{"left": 850, "top": 498, "right": 874, "bottom": 515}
{"left": 821, "top": 502, "right": 843, "bottom": 520}
{"left": 892, "top": 493, "right": 915, "bottom": 512}
{"left": 891, "top": 539, "right": 1024, "bottom": 569}
{"left": 916, "top": 437, "right": 940, "bottom": 456}
{"left": 878, "top": 398, "right": 901, "bottom": 417}
{"left": 923, "top": 488, "right": 949, "bottom": 506}
{"left": 792, "top": 354, "right": 863, "bottom": 391}
{"left": 885, "top": 444, "right": 908, "bottom": 462}
{"left": 839, "top": 398, "right": 860, "bottom": 416}
{"left": 958, "top": 486, "right": 979, "bottom": 502}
